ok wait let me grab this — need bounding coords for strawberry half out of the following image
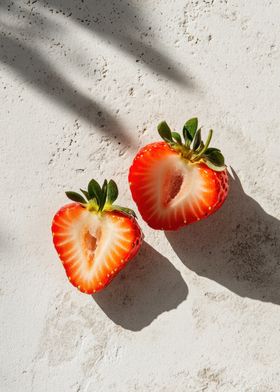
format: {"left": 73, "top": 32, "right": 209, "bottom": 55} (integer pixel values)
{"left": 129, "top": 118, "right": 229, "bottom": 230}
{"left": 52, "top": 179, "right": 143, "bottom": 294}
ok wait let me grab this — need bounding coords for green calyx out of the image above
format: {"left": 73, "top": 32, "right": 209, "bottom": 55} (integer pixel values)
{"left": 65, "top": 179, "right": 136, "bottom": 218}
{"left": 157, "top": 118, "right": 226, "bottom": 172}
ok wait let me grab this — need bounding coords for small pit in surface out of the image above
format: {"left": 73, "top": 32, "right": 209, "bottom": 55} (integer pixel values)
{"left": 164, "top": 171, "right": 184, "bottom": 205}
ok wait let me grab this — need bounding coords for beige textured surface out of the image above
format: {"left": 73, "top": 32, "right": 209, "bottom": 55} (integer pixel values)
{"left": 1, "top": 1, "right": 280, "bottom": 391}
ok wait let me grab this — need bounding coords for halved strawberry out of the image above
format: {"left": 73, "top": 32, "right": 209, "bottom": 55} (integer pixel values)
{"left": 52, "top": 179, "right": 143, "bottom": 294}
{"left": 129, "top": 118, "right": 229, "bottom": 230}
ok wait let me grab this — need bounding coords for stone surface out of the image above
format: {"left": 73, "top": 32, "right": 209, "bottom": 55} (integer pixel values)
{"left": 1, "top": 1, "right": 280, "bottom": 391}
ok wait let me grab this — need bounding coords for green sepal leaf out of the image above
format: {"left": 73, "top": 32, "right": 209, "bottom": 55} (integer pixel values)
{"left": 171, "top": 132, "right": 182, "bottom": 144}
{"left": 158, "top": 121, "right": 173, "bottom": 142}
{"left": 204, "top": 147, "right": 221, "bottom": 153}
{"left": 113, "top": 205, "right": 137, "bottom": 218}
{"left": 99, "top": 179, "right": 108, "bottom": 211}
{"left": 88, "top": 179, "right": 102, "bottom": 205}
{"left": 183, "top": 117, "right": 198, "bottom": 145}
{"left": 192, "top": 128, "right": 201, "bottom": 150}
{"left": 106, "top": 179, "right": 118, "bottom": 205}
{"left": 204, "top": 149, "right": 224, "bottom": 165}
{"left": 203, "top": 148, "right": 226, "bottom": 171}
{"left": 195, "top": 141, "right": 204, "bottom": 154}
{"left": 65, "top": 191, "right": 87, "bottom": 204}
{"left": 80, "top": 188, "right": 90, "bottom": 200}
{"left": 203, "top": 159, "right": 226, "bottom": 172}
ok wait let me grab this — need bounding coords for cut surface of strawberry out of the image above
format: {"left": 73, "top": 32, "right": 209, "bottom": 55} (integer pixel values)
{"left": 52, "top": 179, "right": 143, "bottom": 294}
{"left": 129, "top": 119, "right": 229, "bottom": 230}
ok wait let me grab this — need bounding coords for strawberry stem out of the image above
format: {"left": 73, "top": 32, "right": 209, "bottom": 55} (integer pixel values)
{"left": 193, "top": 129, "right": 213, "bottom": 160}
{"left": 157, "top": 119, "right": 226, "bottom": 171}
{"left": 66, "top": 179, "right": 137, "bottom": 218}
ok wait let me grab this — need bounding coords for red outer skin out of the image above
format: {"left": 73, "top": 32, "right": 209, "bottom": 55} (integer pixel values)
{"left": 52, "top": 203, "right": 143, "bottom": 294}
{"left": 129, "top": 141, "right": 229, "bottom": 231}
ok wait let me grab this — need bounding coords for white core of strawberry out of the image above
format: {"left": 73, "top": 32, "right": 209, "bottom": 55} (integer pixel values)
{"left": 64, "top": 209, "right": 131, "bottom": 283}
{"left": 142, "top": 155, "right": 209, "bottom": 223}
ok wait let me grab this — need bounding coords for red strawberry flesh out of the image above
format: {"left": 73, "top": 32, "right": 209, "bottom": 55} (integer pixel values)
{"left": 129, "top": 141, "right": 228, "bottom": 230}
{"left": 52, "top": 203, "right": 142, "bottom": 294}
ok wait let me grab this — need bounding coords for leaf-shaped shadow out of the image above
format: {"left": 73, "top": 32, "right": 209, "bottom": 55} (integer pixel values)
{"left": 34, "top": 0, "right": 194, "bottom": 86}
{"left": 0, "top": 33, "right": 134, "bottom": 146}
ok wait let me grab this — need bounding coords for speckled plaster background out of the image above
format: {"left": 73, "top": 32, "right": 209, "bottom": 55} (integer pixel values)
{"left": 1, "top": 0, "right": 280, "bottom": 391}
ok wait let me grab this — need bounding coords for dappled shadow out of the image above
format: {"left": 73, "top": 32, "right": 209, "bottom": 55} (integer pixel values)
{"left": 36, "top": 0, "right": 192, "bottom": 85}
{"left": 0, "top": 0, "right": 194, "bottom": 145}
{"left": 166, "top": 169, "right": 280, "bottom": 304}
{"left": 93, "top": 242, "right": 188, "bottom": 331}
{"left": 0, "top": 33, "right": 133, "bottom": 145}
